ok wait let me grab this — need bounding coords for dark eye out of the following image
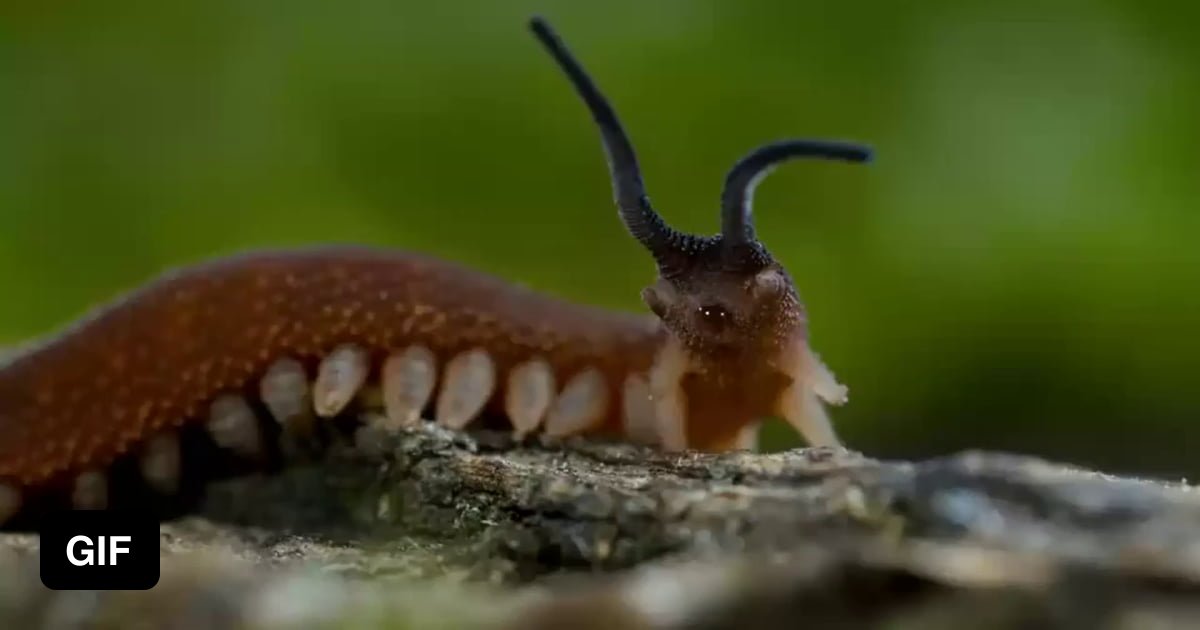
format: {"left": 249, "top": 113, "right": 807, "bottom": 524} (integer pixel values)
{"left": 698, "top": 304, "right": 729, "bottom": 320}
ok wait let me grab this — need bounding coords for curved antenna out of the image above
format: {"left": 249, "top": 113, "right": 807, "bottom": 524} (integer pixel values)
{"left": 528, "top": 16, "right": 693, "bottom": 271}
{"left": 721, "top": 140, "right": 873, "bottom": 247}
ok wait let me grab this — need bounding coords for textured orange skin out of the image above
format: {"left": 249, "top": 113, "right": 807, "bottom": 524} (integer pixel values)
{"left": 681, "top": 363, "right": 791, "bottom": 451}
{"left": 0, "top": 245, "right": 664, "bottom": 490}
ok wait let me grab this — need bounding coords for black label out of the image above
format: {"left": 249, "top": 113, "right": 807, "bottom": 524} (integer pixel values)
{"left": 40, "top": 511, "right": 160, "bottom": 590}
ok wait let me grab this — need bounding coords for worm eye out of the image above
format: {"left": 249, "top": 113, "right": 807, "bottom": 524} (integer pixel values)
{"left": 698, "top": 304, "right": 730, "bottom": 320}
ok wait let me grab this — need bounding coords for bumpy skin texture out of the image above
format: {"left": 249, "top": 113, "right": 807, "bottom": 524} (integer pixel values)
{"left": 0, "top": 246, "right": 662, "bottom": 489}
{"left": 0, "top": 18, "right": 865, "bottom": 527}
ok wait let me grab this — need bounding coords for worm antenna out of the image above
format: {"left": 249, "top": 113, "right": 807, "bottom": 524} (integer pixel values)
{"left": 529, "top": 16, "right": 693, "bottom": 272}
{"left": 720, "top": 139, "right": 873, "bottom": 248}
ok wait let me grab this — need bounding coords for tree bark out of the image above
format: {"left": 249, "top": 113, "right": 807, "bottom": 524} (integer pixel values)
{"left": 4, "top": 422, "right": 1200, "bottom": 628}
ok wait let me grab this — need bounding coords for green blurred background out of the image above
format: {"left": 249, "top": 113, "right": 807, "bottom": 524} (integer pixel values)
{"left": 1, "top": 0, "right": 1197, "bottom": 478}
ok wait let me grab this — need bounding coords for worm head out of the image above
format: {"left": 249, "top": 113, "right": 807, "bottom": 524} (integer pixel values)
{"left": 640, "top": 258, "right": 800, "bottom": 356}
{"left": 530, "top": 17, "right": 872, "bottom": 357}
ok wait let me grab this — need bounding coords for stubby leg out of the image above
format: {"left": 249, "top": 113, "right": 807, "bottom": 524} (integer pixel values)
{"left": 704, "top": 422, "right": 761, "bottom": 453}
{"left": 733, "top": 423, "right": 760, "bottom": 452}
{"left": 779, "top": 383, "right": 841, "bottom": 448}
{"left": 649, "top": 339, "right": 689, "bottom": 451}
{"left": 806, "top": 347, "right": 848, "bottom": 406}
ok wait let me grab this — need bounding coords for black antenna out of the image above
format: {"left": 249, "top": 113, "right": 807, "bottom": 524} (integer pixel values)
{"left": 530, "top": 17, "right": 874, "bottom": 274}
{"left": 720, "top": 140, "right": 872, "bottom": 248}
{"left": 529, "top": 16, "right": 699, "bottom": 274}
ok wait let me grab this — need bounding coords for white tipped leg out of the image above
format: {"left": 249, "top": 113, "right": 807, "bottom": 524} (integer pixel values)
{"left": 649, "top": 339, "right": 689, "bottom": 451}
{"left": 260, "top": 357, "right": 312, "bottom": 426}
{"left": 313, "top": 343, "right": 371, "bottom": 417}
{"left": 806, "top": 347, "right": 848, "bottom": 406}
{"left": 260, "top": 357, "right": 320, "bottom": 457}
{"left": 72, "top": 470, "right": 108, "bottom": 510}
{"left": 0, "top": 483, "right": 21, "bottom": 524}
{"left": 435, "top": 349, "right": 497, "bottom": 430}
{"left": 733, "top": 423, "right": 761, "bottom": 452}
{"left": 207, "top": 394, "right": 264, "bottom": 457}
{"left": 544, "top": 368, "right": 608, "bottom": 438}
{"left": 504, "top": 359, "right": 555, "bottom": 438}
{"left": 313, "top": 344, "right": 371, "bottom": 418}
{"left": 139, "top": 433, "right": 182, "bottom": 495}
{"left": 379, "top": 345, "right": 438, "bottom": 430}
{"left": 620, "top": 373, "right": 658, "bottom": 446}
{"left": 779, "top": 384, "right": 842, "bottom": 448}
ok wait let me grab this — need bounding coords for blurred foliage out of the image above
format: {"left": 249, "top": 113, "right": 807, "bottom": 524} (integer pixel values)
{"left": 1, "top": 0, "right": 1198, "bottom": 477}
